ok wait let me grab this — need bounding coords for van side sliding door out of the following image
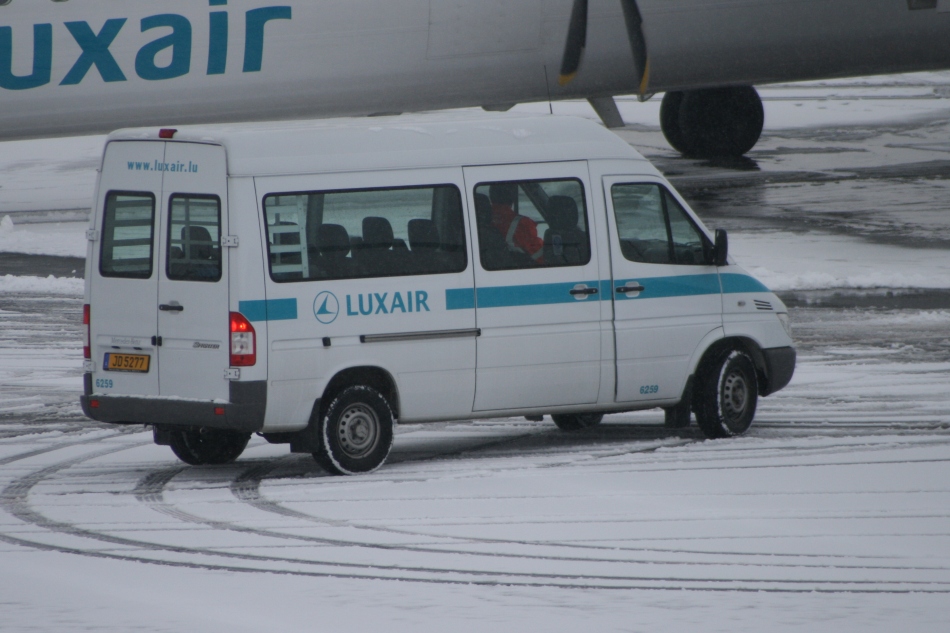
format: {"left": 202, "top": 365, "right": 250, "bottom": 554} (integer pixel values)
{"left": 463, "top": 162, "right": 602, "bottom": 412}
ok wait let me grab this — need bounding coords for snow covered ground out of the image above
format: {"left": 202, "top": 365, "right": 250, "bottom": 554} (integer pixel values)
{"left": 1, "top": 74, "right": 949, "bottom": 631}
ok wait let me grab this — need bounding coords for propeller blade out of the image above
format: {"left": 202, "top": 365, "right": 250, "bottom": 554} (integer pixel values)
{"left": 559, "top": 0, "right": 588, "bottom": 86}
{"left": 619, "top": 0, "right": 650, "bottom": 95}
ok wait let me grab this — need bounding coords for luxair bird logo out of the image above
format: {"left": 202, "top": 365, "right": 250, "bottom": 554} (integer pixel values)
{"left": 313, "top": 291, "right": 340, "bottom": 325}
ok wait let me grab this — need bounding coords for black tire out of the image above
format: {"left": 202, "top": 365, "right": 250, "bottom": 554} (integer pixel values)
{"left": 551, "top": 413, "right": 604, "bottom": 432}
{"left": 695, "top": 350, "right": 758, "bottom": 439}
{"left": 660, "top": 91, "right": 690, "bottom": 154}
{"left": 313, "top": 385, "right": 394, "bottom": 475}
{"left": 677, "top": 86, "right": 764, "bottom": 158}
{"left": 168, "top": 428, "right": 251, "bottom": 465}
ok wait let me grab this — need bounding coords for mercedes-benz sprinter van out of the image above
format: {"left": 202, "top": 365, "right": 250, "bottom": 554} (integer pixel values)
{"left": 81, "top": 114, "right": 795, "bottom": 474}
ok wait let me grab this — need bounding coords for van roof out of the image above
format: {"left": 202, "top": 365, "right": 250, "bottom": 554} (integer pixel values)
{"left": 107, "top": 113, "right": 652, "bottom": 177}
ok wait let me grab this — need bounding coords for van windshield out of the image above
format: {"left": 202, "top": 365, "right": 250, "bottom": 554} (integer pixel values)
{"left": 262, "top": 185, "right": 467, "bottom": 282}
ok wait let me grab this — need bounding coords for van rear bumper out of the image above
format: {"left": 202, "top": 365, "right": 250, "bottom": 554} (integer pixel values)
{"left": 80, "top": 376, "right": 267, "bottom": 434}
{"left": 761, "top": 346, "right": 796, "bottom": 396}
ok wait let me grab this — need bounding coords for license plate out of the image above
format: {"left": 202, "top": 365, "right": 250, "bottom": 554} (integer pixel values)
{"left": 103, "top": 353, "right": 150, "bottom": 373}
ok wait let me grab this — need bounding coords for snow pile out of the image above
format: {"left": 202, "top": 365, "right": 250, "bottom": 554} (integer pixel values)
{"left": 0, "top": 217, "right": 88, "bottom": 258}
{"left": 0, "top": 135, "right": 102, "bottom": 215}
{"left": 0, "top": 274, "right": 83, "bottom": 295}
{"left": 730, "top": 231, "right": 950, "bottom": 291}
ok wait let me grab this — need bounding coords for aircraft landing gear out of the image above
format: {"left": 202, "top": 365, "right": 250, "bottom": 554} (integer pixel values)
{"left": 660, "top": 86, "right": 764, "bottom": 158}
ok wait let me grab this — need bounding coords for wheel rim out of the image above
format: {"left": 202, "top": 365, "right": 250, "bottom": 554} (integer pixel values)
{"left": 721, "top": 369, "right": 749, "bottom": 420}
{"left": 337, "top": 403, "right": 380, "bottom": 459}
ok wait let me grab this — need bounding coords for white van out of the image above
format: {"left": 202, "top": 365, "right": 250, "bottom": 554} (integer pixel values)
{"left": 81, "top": 114, "right": 795, "bottom": 474}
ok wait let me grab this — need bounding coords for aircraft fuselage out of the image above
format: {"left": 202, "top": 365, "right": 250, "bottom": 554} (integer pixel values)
{"left": 1, "top": 0, "right": 948, "bottom": 141}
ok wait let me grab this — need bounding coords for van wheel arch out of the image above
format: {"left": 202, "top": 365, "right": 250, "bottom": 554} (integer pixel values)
{"left": 692, "top": 337, "right": 768, "bottom": 403}
{"left": 320, "top": 366, "right": 400, "bottom": 421}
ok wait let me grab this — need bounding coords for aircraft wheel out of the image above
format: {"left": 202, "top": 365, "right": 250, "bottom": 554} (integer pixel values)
{"left": 668, "top": 86, "right": 764, "bottom": 158}
{"left": 313, "top": 385, "right": 394, "bottom": 475}
{"left": 552, "top": 413, "right": 604, "bottom": 432}
{"left": 659, "top": 91, "right": 690, "bottom": 154}
{"left": 169, "top": 428, "right": 251, "bottom": 465}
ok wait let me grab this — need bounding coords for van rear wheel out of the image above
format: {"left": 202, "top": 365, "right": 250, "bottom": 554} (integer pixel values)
{"left": 168, "top": 428, "right": 251, "bottom": 465}
{"left": 551, "top": 413, "right": 604, "bottom": 432}
{"left": 313, "top": 385, "right": 395, "bottom": 475}
{"left": 695, "top": 350, "right": 758, "bottom": 439}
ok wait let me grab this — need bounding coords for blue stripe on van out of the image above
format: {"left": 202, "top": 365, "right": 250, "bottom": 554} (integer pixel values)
{"left": 446, "top": 288, "right": 476, "bottom": 310}
{"left": 238, "top": 298, "right": 298, "bottom": 322}
{"left": 475, "top": 280, "right": 601, "bottom": 309}
{"left": 614, "top": 274, "right": 721, "bottom": 301}
{"left": 720, "top": 273, "right": 770, "bottom": 294}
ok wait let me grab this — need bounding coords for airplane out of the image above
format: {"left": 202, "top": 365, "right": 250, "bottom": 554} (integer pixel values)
{"left": 1, "top": 0, "right": 949, "bottom": 157}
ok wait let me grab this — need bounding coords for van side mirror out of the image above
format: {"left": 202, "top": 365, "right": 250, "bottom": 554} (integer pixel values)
{"left": 714, "top": 229, "right": 728, "bottom": 267}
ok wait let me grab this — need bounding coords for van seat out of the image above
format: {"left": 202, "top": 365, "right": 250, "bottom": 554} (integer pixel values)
{"left": 360, "top": 217, "right": 406, "bottom": 274}
{"left": 408, "top": 219, "right": 439, "bottom": 252}
{"left": 474, "top": 193, "right": 518, "bottom": 269}
{"left": 316, "top": 223, "right": 356, "bottom": 279}
{"left": 543, "top": 196, "right": 588, "bottom": 266}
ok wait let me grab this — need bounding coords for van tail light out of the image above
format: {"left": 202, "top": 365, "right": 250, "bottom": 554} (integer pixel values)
{"left": 230, "top": 312, "right": 256, "bottom": 367}
{"left": 83, "top": 304, "right": 91, "bottom": 360}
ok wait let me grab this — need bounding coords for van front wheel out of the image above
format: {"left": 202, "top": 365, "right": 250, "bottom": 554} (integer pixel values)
{"left": 168, "top": 428, "right": 251, "bottom": 465}
{"left": 551, "top": 413, "right": 604, "bottom": 432}
{"left": 314, "top": 386, "right": 395, "bottom": 475}
{"left": 695, "top": 350, "right": 758, "bottom": 439}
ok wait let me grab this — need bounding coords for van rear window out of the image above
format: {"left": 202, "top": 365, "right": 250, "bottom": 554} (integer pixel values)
{"left": 166, "top": 195, "right": 222, "bottom": 282}
{"left": 262, "top": 185, "right": 467, "bottom": 282}
{"left": 99, "top": 192, "right": 156, "bottom": 279}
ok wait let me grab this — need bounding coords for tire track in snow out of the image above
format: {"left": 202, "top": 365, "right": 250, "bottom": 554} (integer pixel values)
{"left": 136, "top": 437, "right": 950, "bottom": 587}
{"left": 2, "top": 431, "right": 949, "bottom": 593}
{"left": 224, "top": 451, "right": 950, "bottom": 572}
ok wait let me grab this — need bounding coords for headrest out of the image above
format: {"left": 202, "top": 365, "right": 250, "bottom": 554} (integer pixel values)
{"left": 182, "top": 225, "right": 213, "bottom": 259}
{"left": 362, "top": 216, "right": 394, "bottom": 248}
{"left": 547, "top": 196, "right": 579, "bottom": 231}
{"left": 408, "top": 219, "right": 439, "bottom": 252}
{"left": 317, "top": 224, "right": 350, "bottom": 258}
{"left": 183, "top": 225, "right": 212, "bottom": 242}
{"left": 474, "top": 193, "right": 493, "bottom": 226}
{"left": 488, "top": 182, "right": 518, "bottom": 206}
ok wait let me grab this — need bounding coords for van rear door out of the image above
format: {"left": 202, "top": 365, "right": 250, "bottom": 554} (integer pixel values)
{"left": 156, "top": 143, "right": 230, "bottom": 401}
{"left": 89, "top": 141, "right": 164, "bottom": 398}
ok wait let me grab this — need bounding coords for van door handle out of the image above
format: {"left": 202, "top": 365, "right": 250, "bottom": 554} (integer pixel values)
{"left": 569, "top": 287, "right": 598, "bottom": 296}
{"left": 159, "top": 304, "right": 184, "bottom": 312}
{"left": 616, "top": 285, "right": 645, "bottom": 294}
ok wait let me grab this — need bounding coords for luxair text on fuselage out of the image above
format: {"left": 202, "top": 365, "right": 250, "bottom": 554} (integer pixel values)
{"left": 1, "top": 1, "right": 291, "bottom": 90}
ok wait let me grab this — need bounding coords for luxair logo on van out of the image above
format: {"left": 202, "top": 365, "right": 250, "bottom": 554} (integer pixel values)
{"left": 313, "top": 291, "right": 340, "bottom": 325}
{"left": 1, "top": 2, "right": 292, "bottom": 91}
{"left": 313, "top": 290, "right": 431, "bottom": 324}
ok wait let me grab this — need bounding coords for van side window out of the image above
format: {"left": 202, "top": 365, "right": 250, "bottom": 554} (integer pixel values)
{"left": 262, "top": 185, "right": 467, "bottom": 282}
{"left": 99, "top": 192, "right": 156, "bottom": 279}
{"left": 473, "top": 179, "right": 590, "bottom": 271}
{"left": 611, "top": 184, "right": 710, "bottom": 266}
{"left": 167, "top": 195, "right": 222, "bottom": 282}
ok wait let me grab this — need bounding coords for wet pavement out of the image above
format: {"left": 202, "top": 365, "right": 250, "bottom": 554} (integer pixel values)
{"left": 622, "top": 111, "right": 950, "bottom": 250}
{"left": 0, "top": 252, "right": 84, "bottom": 278}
